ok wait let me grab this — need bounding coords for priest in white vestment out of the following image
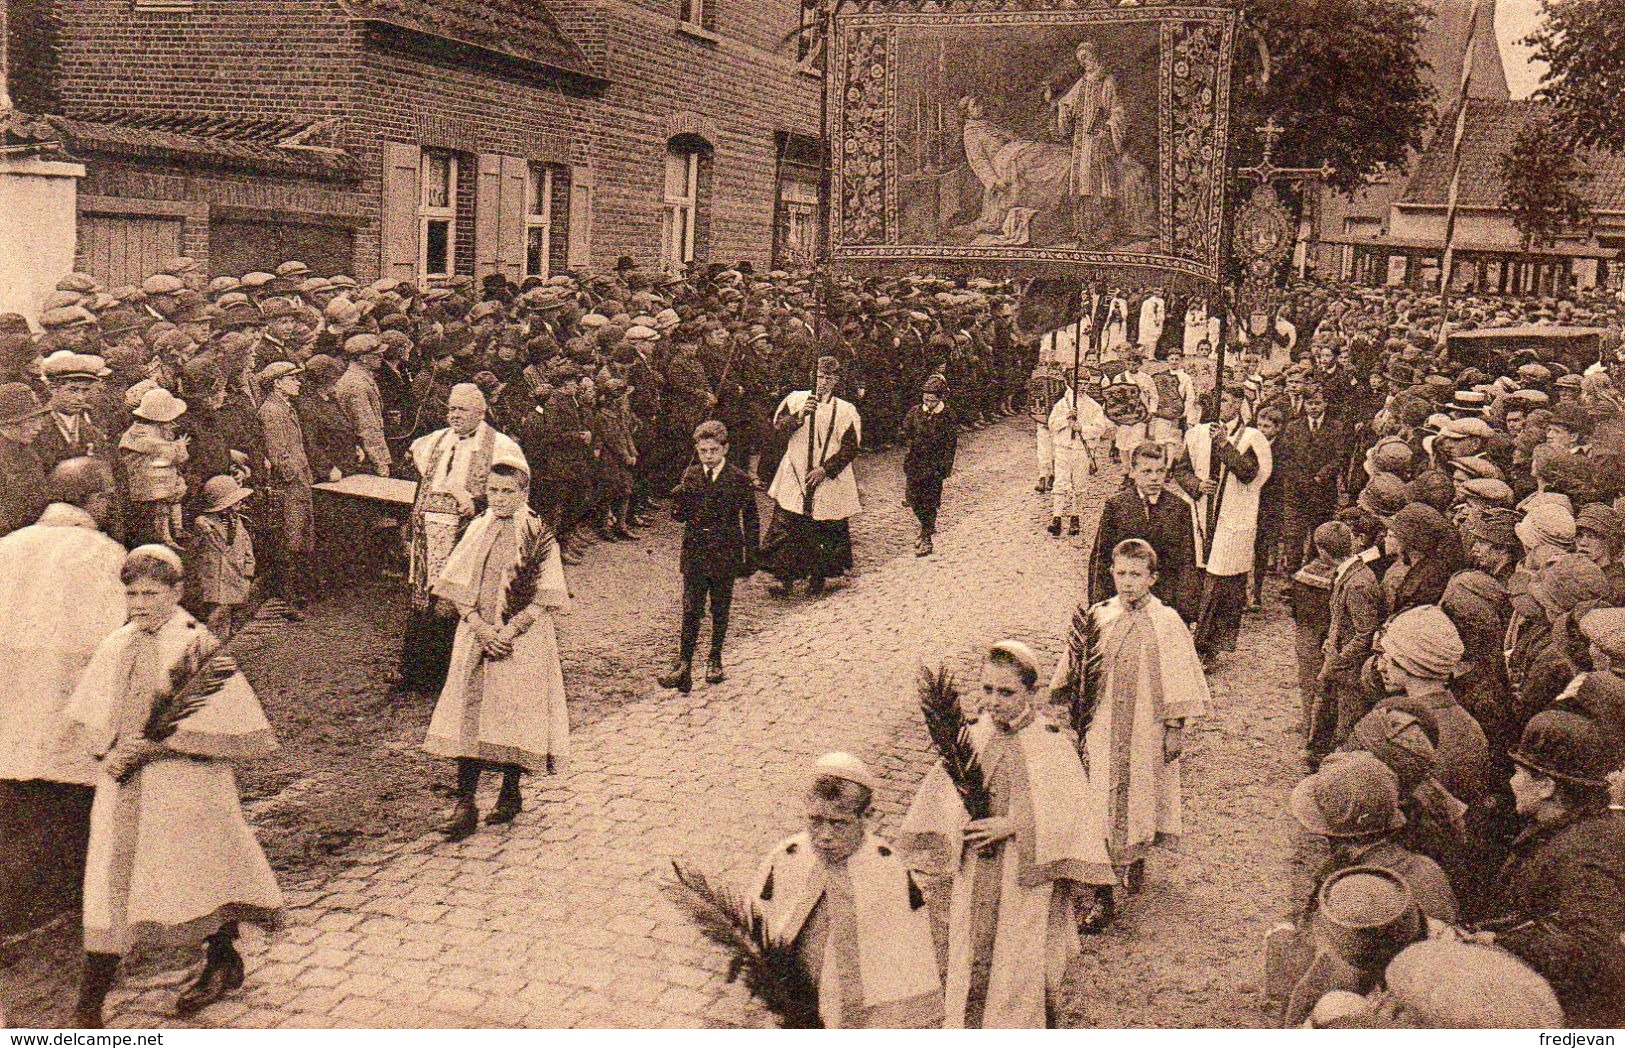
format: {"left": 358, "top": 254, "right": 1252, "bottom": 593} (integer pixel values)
{"left": 1183, "top": 385, "right": 1272, "bottom": 662}
{"left": 761, "top": 355, "right": 862, "bottom": 597}
{"left": 401, "top": 382, "right": 526, "bottom": 693}
{"left": 0, "top": 461, "right": 127, "bottom": 938}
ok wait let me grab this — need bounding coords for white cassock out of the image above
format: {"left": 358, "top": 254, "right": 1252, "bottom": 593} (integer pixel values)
{"left": 1050, "top": 593, "right": 1210, "bottom": 880}
{"left": 0, "top": 503, "right": 128, "bottom": 785}
{"left": 766, "top": 391, "right": 863, "bottom": 521}
{"left": 751, "top": 831, "right": 943, "bottom": 1029}
{"left": 899, "top": 715, "right": 1095, "bottom": 1029}
{"left": 1185, "top": 419, "right": 1272, "bottom": 577}
{"left": 425, "top": 508, "right": 569, "bottom": 773}
{"left": 65, "top": 610, "right": 283, "bottom": 955}
{"left": 1138, "top": 294, "right": 1165, "bottom": 352}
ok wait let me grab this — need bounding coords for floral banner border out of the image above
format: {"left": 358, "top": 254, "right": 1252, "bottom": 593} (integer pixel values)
{"left": 828, "top": 2, "right": 1237, "bottom": 285}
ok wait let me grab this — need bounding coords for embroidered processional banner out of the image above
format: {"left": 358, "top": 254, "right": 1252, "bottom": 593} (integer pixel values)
{"left": 829, "top": 1, "right": 1238, "bottom": 286}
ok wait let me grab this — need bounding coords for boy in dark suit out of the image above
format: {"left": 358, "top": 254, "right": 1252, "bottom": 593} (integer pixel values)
{"left": 898, "top": 373, "right": 958, "bottom": 557}
{"left": 658, "top": 420, "right": 761, "bottom": 693}
{"left": 1087, "top": 442, "right": 1199, "bottom": 619}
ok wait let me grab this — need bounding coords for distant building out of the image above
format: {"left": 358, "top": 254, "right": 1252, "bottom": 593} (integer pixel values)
{"left": 1305, "top": 0, "right": 1509, "bottom": 279}
{"left": 1335, "top": 99, "right": 1625, "bottom": 295}
{"left": 1, "top": 0, "right": 824, "bottom": 286}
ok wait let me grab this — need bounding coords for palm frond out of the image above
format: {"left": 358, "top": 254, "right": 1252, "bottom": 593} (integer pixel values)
{"left": 918, "top": 664, "right": 994, "bottom": 821}
{"left": 502, "top": 520, "right": 557, "bottom": 624}
{"left": 1068, "top": 603, "right": 1105, "bottom": 749}
{"left": 144, "top": 641, "right": 237, "bottom": 741}
{"left": 664, "top": 862, "right": 821, "bottom": 1029}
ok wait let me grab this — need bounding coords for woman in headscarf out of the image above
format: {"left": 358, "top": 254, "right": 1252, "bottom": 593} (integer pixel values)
{"left": 1382, "top": 503, "right": 1460, "bottom": 616}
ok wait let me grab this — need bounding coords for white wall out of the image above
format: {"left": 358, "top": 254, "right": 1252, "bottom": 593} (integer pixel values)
{"left": 0, "top": 157, "right": 85, "bottom": 329}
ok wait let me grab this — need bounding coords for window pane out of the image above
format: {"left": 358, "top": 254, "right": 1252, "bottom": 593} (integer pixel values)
{"left": 423, "top": 152, "right": 453, "bottom": 209}
{"left": 665, "top": 152, "right": 689, "bottom": 201}
{"left": 526, "top": 226, "right": 549, "bottom": 278}
{"left": 425, "top": 219, "right": 451, "bottom": 275}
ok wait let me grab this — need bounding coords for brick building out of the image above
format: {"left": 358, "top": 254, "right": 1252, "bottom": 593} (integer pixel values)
{"left": 2, "top": 0, "right": 823, "bottom": 286}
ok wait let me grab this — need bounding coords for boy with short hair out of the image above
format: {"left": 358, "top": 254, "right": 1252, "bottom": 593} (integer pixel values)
{"left": 658, "top": 420, "right": 760, "bottom": 693}
{"left": 899, "top": 373, "right": 958, "bottom": 557}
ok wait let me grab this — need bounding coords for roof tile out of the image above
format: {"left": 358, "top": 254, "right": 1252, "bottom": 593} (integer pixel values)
{"left": 1401, "top": 99, "right": 1625, "bottom": 213}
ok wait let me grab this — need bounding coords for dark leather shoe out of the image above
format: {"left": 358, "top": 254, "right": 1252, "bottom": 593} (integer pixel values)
{"left": 1078, "top": 892, "right": 1116, "bottom": 935}
{"left": 705, "top": 658, "right": 725, "bottom": 684}
{"left": 658, "top": 661, "right": 693, "bottom": 693}
{"left": 612, "top": 525, "right": 635, "bottom": 540}
{"left": 441, "top": 799, "right": 478, "bottom": 842}
{"left": 1047, "top": 517, "right": 1063, "bottom": 537}
{"left": 1068, "top": 516, "right": 1081, "bottom": 536}
{"left": 175, "top": 944, "right": 245, "bottom": 1017}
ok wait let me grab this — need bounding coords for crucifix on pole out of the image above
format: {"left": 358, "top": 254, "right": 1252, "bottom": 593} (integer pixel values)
{"left": 1204, "top": 119, "right": 1334, "bottom": 551}
{"left": 1223, "top": 118, "right": 1334, "bottom": 376}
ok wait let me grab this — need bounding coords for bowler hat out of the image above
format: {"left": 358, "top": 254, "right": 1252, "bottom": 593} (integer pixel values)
{"left": 1509, "top": 709, "right": 1617, "bottom": 785}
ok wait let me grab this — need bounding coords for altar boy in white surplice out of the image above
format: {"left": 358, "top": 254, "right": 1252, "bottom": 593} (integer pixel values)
{"left": 1050, "top": 538, "right": 1209, "bottom": 935}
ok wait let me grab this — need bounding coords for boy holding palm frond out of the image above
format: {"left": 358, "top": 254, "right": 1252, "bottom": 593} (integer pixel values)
{"left": 1050, "top": 538, "right": 1208, "bottom": 934}
{"left": 900, "top": 642, "right": 1095, "bottom": 1028}
{"left": 424, "top": 455, "right": 569, "bottom": 841}
{"left": 745, "top": 753, "right": 942, "bottom": 1028}
{"left": 64, "top": 545, "right": 282, "bottom": 1027}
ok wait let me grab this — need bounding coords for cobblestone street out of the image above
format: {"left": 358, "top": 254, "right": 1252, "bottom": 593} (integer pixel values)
{"left": 4, "top": 420, "right": 1306, "bottom": 1029}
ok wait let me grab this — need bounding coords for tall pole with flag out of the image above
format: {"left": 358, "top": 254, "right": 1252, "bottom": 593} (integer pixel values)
{"left": 1437, "top": 0, "right": 1485, "bottom": 339}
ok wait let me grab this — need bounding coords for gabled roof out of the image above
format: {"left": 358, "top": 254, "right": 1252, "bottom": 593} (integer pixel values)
{"left": 346, "top": 0, "right": 601, "bottom": 83}
{"left": 47, "top": 112, "right": 359, "bottom": 180}
{"left": 1400, "top": 99, "right": 1625, "bottom": 213}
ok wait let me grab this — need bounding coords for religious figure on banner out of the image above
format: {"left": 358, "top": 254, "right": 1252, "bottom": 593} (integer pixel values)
{"left": 958, "top": 96, "right": 1073, "bottom": 246}
{"left": 1048, "top": 40, "right": 1125, "bottom": 245}
{"left": 843, "top": 8, "right": 1235, "bottom": 275}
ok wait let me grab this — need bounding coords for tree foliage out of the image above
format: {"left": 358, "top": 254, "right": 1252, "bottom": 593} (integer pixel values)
{"left": 1231, "top": 0, "right": 1436, "bottom": 193}
{"left": 1526, "top": 0, "right": 1625, "bottom": 153}
{"left": 1499, "top": 112, "right": 1595, "bottom": 250}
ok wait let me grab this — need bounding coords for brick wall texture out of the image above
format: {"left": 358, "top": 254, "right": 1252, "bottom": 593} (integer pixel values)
{"left": 31, "top": 0, "right": 822, "bottom": 279}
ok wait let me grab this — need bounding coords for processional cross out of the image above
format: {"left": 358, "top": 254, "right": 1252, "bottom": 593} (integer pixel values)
{"left": 1230, "top": 118, "right": 1335, "bottom": 336}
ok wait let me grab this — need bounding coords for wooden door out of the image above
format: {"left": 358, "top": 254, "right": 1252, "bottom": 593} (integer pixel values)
{"left": 78, "top": 213, "right": 183, "bottom": 288}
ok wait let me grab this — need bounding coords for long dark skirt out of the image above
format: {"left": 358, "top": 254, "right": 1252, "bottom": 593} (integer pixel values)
{"left": 1193, "top": 572, "right": 1248, "bottom": 657}
{"left": 400, "top": 606, "right": 458, "bottom": 695}
{"left": 759, "top": 504, "right": 854, "bottom": 583}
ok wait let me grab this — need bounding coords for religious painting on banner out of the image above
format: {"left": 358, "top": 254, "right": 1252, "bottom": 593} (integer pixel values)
{"left": 829, "top": 1, "right": 1237, "bottom": 285}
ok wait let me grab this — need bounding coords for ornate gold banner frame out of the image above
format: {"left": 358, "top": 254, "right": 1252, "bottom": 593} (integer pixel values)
{"left": 829, "top": 1, "right": 1238, "bottom": 287}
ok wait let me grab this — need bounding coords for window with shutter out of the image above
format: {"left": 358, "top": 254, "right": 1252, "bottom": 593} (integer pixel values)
{"left": 661, "top": 147, "right": 700, "bottom": 271}
{"left": 567, "top": 164, "right": 593, "bottom": 270}
{"left": 524, "top": 163, "right": 555, "bottom": 280}
{"left": 380, "top": 143, "right": 422, "bottom": 282}
{"left": 474, "top": 153, "right": 504, "bottom": 281}
{"left": 420, "top": 149, "right": 457, "bottom": 280}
